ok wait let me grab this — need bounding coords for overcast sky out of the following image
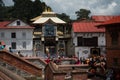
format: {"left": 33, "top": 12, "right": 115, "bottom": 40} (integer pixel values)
{"left": 4, "top": 0, "right": 120, "bottom": 19}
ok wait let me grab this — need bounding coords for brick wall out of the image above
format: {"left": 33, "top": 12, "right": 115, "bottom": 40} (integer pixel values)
{"left": 72, "top": 73, "right": 87, "bottom": 80}
{"left": 107, "top": 50, "right": 120, "bottom": 68}
{"left": 105, "top": 26, "right": 120, "bottom": 69}
{"left": 54, "top": 74, "right": 66, "bottom": 80}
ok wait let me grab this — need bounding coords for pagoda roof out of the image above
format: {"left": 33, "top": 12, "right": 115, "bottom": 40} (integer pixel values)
{"left": 32, "top": 11, "right": 66, "bottom": 24}
{"left": 33, "top": 17, "right": 66, "bottom": 24}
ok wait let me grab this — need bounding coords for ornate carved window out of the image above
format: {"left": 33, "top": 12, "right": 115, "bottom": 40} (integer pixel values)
{"left": 44, "top": 24, "right": 55, "bottom": 36}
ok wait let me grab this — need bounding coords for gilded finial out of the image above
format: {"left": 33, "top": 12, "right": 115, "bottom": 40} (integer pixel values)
{"left": 48, "top": 7, "right": 51, "bottom": 12}
{"left": 44, "top": 6, "right": 48, "bottom": 12}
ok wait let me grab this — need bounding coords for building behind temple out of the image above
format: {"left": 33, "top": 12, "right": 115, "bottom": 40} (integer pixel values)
{"left": 0, "top": 19, "right": 34, "bottom": 56}
{"left": 96, "top": 16, "right": 120, "bottom": 72}
{"left": 72, "top": 16, "right": 117, "bottom": 59}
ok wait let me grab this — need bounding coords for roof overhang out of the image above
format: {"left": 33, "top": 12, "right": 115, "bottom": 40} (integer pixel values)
{"left": 33, "top": 17, "right": 66, "bottom": 24}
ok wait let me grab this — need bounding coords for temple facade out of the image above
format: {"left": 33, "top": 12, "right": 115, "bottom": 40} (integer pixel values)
{"left": 32, "top": 11, "right": 72, "bottom": 58}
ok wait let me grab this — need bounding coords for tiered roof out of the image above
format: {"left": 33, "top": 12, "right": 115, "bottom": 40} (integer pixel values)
{"left": 32, "top": 11, "right": 66, "bottom": 24}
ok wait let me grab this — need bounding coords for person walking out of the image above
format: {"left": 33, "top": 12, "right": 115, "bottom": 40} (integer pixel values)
{"left": 9, "top": 47, "right": 13, "bottom": 53}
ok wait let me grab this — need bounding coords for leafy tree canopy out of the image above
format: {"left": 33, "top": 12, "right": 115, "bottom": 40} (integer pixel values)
{"left": 75, "top": 9, "right": 91, "bottom": 20}
{"left": 57, "top": 13, "right": 71, "bottom": 22}
{"left": 0, "top": 0, "right": 4, "bottom": 6}
{"left": 0, "top": 0, "right": 5, "bottom": 21}
{"left": 1, "top": 0, "right": 71, "bottom": 22}
{"left": 0, "top": 0, "right": 50, "bottom": 22}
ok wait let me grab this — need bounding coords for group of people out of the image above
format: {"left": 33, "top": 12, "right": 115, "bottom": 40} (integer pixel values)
{"left": 87, "top": 55, "right": 108, "bottom": 79}
{"left": 0, "top": 44, "right": 23, "bottom": 57}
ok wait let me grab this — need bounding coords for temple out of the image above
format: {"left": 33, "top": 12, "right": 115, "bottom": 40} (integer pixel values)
{"left": 31, "top": 10, "right": 72, "bottom": 58}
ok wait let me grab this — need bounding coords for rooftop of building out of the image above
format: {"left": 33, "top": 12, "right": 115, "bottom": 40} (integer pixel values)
{"left": 31, "top": 10, "right": 66, "bottom": 24}
{"left": 0, "top": 20, "right": 34, "bottom": 29}
{"left": 72, "top": 21, "right": 105, "bottom": 33}
{"left": 96, "top": 16, "right": 120, "bottom": 27}
{"left": 72, "top": 15, "right": 120, "bottom": 33}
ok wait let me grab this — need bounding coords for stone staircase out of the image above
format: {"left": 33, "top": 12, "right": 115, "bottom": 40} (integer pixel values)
{"left": 0, "top": 50, "right": 43, "bottom": 80}
{"left": 24, "top": 57, "right": 47, "bottom": 79}
{"left": 0, "top": 64, "right": 26, "bottom": 80}
{"left": 0, "top": 60, "right": 33, "bottom": 77}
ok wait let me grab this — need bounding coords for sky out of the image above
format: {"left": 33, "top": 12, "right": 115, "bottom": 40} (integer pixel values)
{"left": 4, "top": 0, "right": 120, "bottom": 19}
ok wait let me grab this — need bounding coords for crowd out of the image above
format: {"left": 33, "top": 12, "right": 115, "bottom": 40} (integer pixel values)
{"left": 87, "top": 55, "right": 107, "bottom": 79}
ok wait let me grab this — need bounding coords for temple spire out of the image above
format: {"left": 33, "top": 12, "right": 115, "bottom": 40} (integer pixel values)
{"left": 44, "top": 6, "right": 48, "bottom": 12}
{"left": 44, "top": 6, "right": 52, "bottom": 12}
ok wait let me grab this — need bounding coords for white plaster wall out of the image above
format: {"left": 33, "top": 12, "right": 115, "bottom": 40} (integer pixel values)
{"left": 75, "top": 47, "right": 91, "bottom": 59}
{"left": 0, "top": 28, "right": 33, "bottom": 55}
{"left": 98, "top": 36, "right": 106, "bottom": 46}
{"left": 7, "top": 19, "right": 28, "bottom": 26}
{"left": 73, "top": 32, "right": 106, "bottom": 59}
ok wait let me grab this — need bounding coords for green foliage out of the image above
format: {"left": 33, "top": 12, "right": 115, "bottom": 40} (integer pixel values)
{"left": 75, "top": 9, "right": 91, "bottom": 20}
{"left": 57, "top": 13, "right": 71, "bottom": 22}
{"left": 12, "top": 0, "right": 33, "bottom": 22}
{"left": 1, "top": 0, "right": 71, "bottom": 22}
{"left": 0, "top": 0, "right": 49, "bottom": 22}
{"left": 0, "top": 0, "right": 5, "bottom": 21}
{"left": 0, "top": 0, "right": 4, "bottom": 6}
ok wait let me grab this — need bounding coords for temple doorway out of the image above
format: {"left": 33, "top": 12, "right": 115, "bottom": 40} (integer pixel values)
{"left": 44, "top": 40, "right": 57, "bottom": 58}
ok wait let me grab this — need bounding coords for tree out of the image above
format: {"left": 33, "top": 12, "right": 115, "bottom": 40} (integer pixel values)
{"left": 0, "top": 0, "right": 52, "bottom": 21}
{"left": 11, "top": 0, "right": 50, "bottom": 22}
{"left": 32, "top": 0, "right": 44, "bottom": 17}
{"left": 12, "top": 0, "right": 33, "bottom": 22}
{"left": 0, "top": 0, "right": 4, "bottom": 6}
{"left": 57, "top": 13, "right": 71, "bottom": 22}
{"left": 75, "top": 9, "right": 91, "bottom": 20}
{"left": 0, "top": 0, "right": 5, "bottom": 21}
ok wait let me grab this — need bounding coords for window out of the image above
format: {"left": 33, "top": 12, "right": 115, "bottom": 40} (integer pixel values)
{"left": 77, "top": 37, "right": 98, "bottom": 46}
{"left": 77, "top": 37, "right": 83, "bottom": 46}
{"left": 23, "top": 42, "right": 26, "bottom": 49}
{"left": 11, "top": 32, "right": 16, "bottom": 38}
{"left": 22, "top": 32, "right": 26, "bottom": 38}
{"left": 1, "top": 32, "right": 5, "bottom": 38}
{"left": 44, "top": 24, "right": 55, "bottom": 36}
{"left": 17, "top": 21, "right": 20, "bottom": 25}
{"left": 11, "top": 42, "right": 16, "bottom": 49}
